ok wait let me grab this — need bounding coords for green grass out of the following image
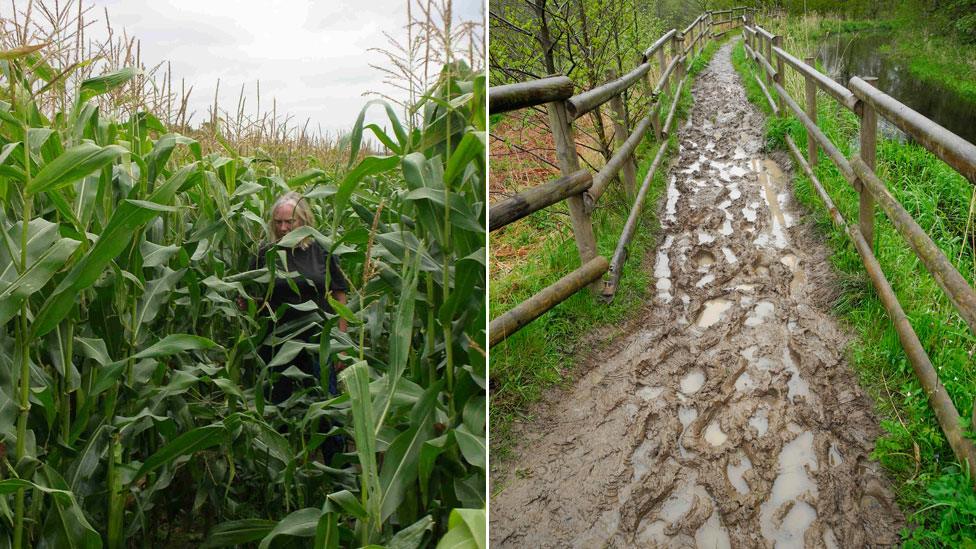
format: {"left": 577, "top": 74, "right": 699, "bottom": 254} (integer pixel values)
{"left": 489, "top": 37, "right": 723, "bottom": 459}
{"left": 732, "top": 38, "right": 976, "bottom": 545}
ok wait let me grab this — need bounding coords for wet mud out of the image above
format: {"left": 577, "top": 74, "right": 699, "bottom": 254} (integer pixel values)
{"left": 490, "top": 40, "right": 904, "bottom": 548}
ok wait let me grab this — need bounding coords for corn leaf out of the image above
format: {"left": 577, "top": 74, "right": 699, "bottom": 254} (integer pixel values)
{"left": 203, "top": 519, "right": 276, "bottom": 548}
{"left": 132, "top": 423, "right": 227, "bottom": 482}
{"left": 79, "top": 67, "right": 139, "bottom": 103}
{"left": 257, "top": 507, "right": 321, "bottom": 549}
{"left": 25, "top": 142, "right": 126, "bottom": 196}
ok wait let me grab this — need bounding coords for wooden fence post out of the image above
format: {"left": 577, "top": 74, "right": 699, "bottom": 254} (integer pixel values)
{"left": 858, "top": 76, "right": 879, "bottom": 249}
{"left": 673, "top": 32, "right": 684, "bottom": 82}
{"left": 547, "top": 99, "right": 598, "bottom": 273}
{"left": 764, "top": 33, "right": 773, "bottom": 86}
{"left": 804, "top": 55, "right": 818, "bottom": 166}
{"left": 608, "top": 69, "right": 638, "bottom": 198}
{"left": 653, "top": 45, "right": 666, "bottom": 140}
{"left": 773, "top": 35, "right": 785, "bottom": 113}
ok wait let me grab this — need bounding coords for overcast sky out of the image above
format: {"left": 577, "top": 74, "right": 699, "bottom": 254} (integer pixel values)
{"left": 80, "top": 0, "right": 483, "bottom": 136}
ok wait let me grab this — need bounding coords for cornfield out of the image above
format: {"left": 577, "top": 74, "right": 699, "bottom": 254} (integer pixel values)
{"left": 0, "top": 3, "right": 486, "bottom": 547}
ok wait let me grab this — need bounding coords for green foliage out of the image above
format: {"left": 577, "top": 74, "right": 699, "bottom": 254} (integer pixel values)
{"left": 0, "top": 46, "right": 485, "bottom": 549}
{"left": 732, "top": 38, "right": 976, "bottom": 543}
{"left": 903, "top": 468, "right": 976, "bottom": 547}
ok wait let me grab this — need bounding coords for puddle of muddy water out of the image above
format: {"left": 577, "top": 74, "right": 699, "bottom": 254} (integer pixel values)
{"left": 829, "top": 443, "right": 843, "bottom": 467}
{"left": 749, "top": 406, "right": 769, "bottom": 437}
{"left": 735, "top": 370, "right": 756, "bottom": 393}
{"left": 655, "top": 236, "right": 675, "bottom": 302}
{"left": 754, "top": 158, "right": 790, "bottom": 249}
{"left": 704, "top": 422, "right": 728, "bottom": 446}
{"left": 631, "top": 438, "right": 658, "bottom": 484}
{"left": 696, "top": 509, "right": 732, "bottom": 549}
{"left": 722, "top": 247, "right": 738, "bottom": 264}
{"left": 727, "top": 453, "right": 753, "bottom": 494}
{"left": 745, "top": 301, "right": 775, "bottom": 326}
{"left": 781, "top": 254, "right": 807, "bottom": 296}
{"left": 666, "top": 176, "right": 680, "bottom": 223}
{"left": 693, "top": 249, "right": 716, "bottom": 268}
{"left": 720, "top": 218, "right": 733, "bottom": 236}
{"left": 638, "top": 386, "right": 665, "bottom": 401}
{"left": 680, "top": 370, "right": 706, "bottom": 394}
{"left": 760, "top": 431, "right": 819, "bottom": 546}
{"left": 697, "top": 299, "right": 733, "bottom": 328}
{"left": 823, "top": 527, "right": 840, "bottom": 549}
{"left": 728, "top": 165, "right": 747, "bottom": 178}
{"left": 782, "top": 346, "right": 813, "bottom": 404}
{"left": 638, "top": 475, "right": 732, "bottom": 547}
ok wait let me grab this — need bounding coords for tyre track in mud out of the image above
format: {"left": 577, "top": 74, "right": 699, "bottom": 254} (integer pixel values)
{"left": 490, "top": 39, "right": 905, "bottom": 548}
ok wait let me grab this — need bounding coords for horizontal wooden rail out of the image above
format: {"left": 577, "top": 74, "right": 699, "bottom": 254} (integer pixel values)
{"left": 489, "top": 76, "right": 574, "bottom": 114}
{"left": 489, "top": 256, "right": 610, "bottom": 347}
{"left": 588, "top": 115, "right": 654, "bottom": 206}
{"left": 682, "top": 15, "right": 704, "bottom": 36}
{"left": 755, "top": 25, "right": 774, "bottom": 40}
{"left": 489, "top": 169, "right": 592, "bottom": 232}
{"left": 849, "top": 77, "right": 976, "bottom": 184}
{"left": 642, "top": 29, "right": 677, "bottom": 62}
{"left": 566, "top": 62, "right": 651, "bottom": 120}
{"left": 773, "top": 46, "right": 857, "bottom": 112}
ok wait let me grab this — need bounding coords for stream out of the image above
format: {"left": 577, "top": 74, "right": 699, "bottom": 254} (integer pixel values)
{"left": 817, "top": 31, "right": 976, "bottom": 145}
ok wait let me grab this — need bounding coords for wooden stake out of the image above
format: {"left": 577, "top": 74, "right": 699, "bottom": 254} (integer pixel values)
{"left": 608, "top": 69, "right": 637, "bottom": 198}
{"left": 547, "top": 99, "right": 598, "bottom": 273}
{"left": 805, "top": 55, "right": 818, "bottom": 166}
{"left": 858, "top": 76, "right": 879, "bottom": 250}
{"left": 773, "top": 35, "right": 785, "bottom": 113}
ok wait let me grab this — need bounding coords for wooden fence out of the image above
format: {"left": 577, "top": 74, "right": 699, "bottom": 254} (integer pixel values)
{"left": 742, "top": 19, "right": 976, "bottom": 478}
{"left": 488, "top": 8, "right": 751, "bottom": 347}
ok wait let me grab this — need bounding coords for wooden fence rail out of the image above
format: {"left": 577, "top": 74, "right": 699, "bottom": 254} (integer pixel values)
{"left": 742, "top": 20, "right": 976, "bottom": 479}
{"left": 488, "top": 9, "right": 751, "bottom": 347}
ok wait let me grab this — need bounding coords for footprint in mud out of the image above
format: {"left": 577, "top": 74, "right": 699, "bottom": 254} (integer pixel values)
{"left": 636, "top": 474, "right": 732, "bottom": 548}
{"left": 693, "top": 249, "right": 716, "bottom": 269}
{"left": 697, "top": 298, "right": 733, "bottom": 328}
{"left": 759, "top": 429, "right": 819, "bottom": 546}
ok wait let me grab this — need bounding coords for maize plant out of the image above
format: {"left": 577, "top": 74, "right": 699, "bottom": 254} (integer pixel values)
{"left": 0, "top": 41, "right": 485, "bottom": 548}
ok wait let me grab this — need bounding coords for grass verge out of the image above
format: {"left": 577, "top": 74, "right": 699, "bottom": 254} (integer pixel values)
{"left": 489, "top": 37, "right": 723, "bottom": 460}
{"left": 732, "top": 38, "right": 976, "bottom": 546}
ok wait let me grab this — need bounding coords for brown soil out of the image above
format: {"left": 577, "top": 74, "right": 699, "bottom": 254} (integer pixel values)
{"left": 490, "top": 39, "right": 905, "bottom": 548}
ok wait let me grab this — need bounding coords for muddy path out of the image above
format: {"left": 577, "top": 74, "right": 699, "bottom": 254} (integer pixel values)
{"left": 490, "top": 40, "right": 905, "bottom": 548}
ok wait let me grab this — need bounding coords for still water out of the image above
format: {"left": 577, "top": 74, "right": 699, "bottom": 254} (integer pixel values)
{"left": 816, "top": 32, "right": 976, "bottom": 145}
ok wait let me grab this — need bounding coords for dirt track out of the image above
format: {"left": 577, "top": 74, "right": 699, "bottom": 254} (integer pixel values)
{"left": 490, "top": 39, "right": 905, "bottom": 548}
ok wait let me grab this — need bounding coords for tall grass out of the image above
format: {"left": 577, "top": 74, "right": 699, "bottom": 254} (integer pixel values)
{"left": 0, "top": 1, "right": 486, "bottom": 547}
{"left": 732, "top": 31, "right": 976, "bottom": 544}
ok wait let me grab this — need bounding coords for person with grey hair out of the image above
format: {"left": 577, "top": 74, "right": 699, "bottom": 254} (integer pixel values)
{"left": 243, "top": 191, "right": 349, "bottom": 404}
